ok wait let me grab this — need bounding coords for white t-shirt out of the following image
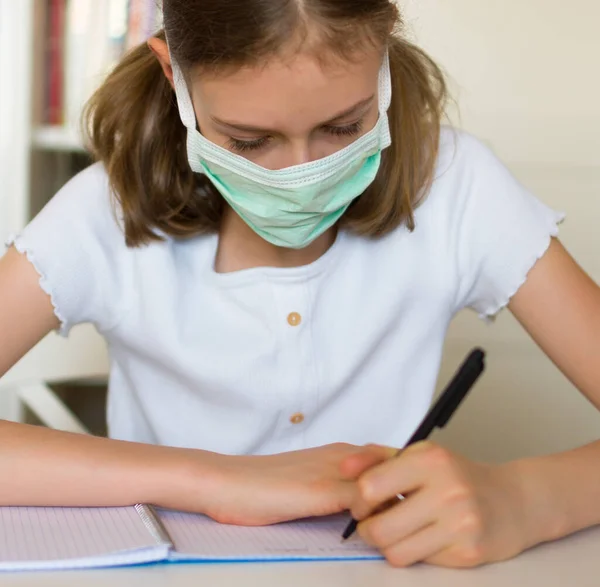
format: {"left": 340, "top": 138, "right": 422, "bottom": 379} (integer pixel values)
{"left": 8, "top": 128, "right": 563, "bottom": 454}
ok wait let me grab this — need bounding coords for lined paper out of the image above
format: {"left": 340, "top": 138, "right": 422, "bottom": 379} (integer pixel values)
{"left": 0, "top": 506, "right": 168, "bottom": 571}
{"left": 158, "top": 510, "right": 383, "bottom": 562}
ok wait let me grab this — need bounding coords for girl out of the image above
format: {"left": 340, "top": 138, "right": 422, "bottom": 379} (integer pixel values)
{"left": 1, "top": 0, "right": 599, "bottom": 569}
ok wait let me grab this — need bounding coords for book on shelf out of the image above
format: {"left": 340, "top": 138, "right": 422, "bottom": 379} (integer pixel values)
{"left": 46, "top": 0, "right": 66, "bottom": 125}
{"left": 36, "top": 0, "right": 162, "bottom": 136}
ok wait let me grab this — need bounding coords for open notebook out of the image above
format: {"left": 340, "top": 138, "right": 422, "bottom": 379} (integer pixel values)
{"left": 0, "top": 505, "right": 383, "bottom": 571}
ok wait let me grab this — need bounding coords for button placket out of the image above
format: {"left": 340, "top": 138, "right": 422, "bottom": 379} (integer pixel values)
{"left": 271, "top": 284, "right": 311, "bottom": 438}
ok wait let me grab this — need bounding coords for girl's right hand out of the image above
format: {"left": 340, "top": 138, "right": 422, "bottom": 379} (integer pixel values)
{"left": 175, "top": 443, "right": 396, "bottom": 527}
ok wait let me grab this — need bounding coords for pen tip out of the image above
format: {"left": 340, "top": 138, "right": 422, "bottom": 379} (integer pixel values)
{"left": 342, "top": 520, "right": 357, "bottom": 541}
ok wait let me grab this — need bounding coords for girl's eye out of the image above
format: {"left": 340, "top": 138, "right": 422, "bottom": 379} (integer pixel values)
{"left": 227, "top": 136, "right": 272, "bottom": 153}
{"left": 323, "top": 120, "right": 364, "bottom": 138}
{"left": 226, "top": 119, "right": 364, "bottom": 154}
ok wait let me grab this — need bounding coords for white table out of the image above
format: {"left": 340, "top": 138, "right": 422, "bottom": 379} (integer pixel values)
{"left": 3, "top": 527, "right": 600, "bottom": 587}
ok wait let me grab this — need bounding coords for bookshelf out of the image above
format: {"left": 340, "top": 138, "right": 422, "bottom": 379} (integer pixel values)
{"left": 0, "top": 0, "right": 161, "bottom": 423}
{"left": 1, "top": 0, "right": 162, "bottom": 241}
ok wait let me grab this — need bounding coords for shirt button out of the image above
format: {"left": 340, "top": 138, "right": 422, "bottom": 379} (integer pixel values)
{"left": 290, "top": 413, "right": 305, "bottom": 425}
{"left": 287, "top": 312, "right": 302, "bottom": 327}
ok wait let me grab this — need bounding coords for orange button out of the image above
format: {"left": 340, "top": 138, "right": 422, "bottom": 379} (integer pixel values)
{"left": 287, "top": 312, "right": 302, "bottom": 327}
{"left": 290, "top": 413, "right": 305, "bottom": 425}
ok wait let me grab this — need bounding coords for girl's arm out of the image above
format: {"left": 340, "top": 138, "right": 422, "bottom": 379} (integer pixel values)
{"left": 509, "top": 238, "right": 600, "bottom": 410}
{"left": 506, "top": 237, "right": 600, "bottom": 541}
{"left": 0, "top": 419, "right": 216, "bottom": 509}
{"left": 0, "top": 247, "right": 60, "bottom": 377}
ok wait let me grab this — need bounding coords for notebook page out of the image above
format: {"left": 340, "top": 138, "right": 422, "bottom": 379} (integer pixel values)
{"left": 158, "top": 510, "right": 383, "bottom": 562}
{"left": 0, "top": 506, "right": 170, "bottom": 572}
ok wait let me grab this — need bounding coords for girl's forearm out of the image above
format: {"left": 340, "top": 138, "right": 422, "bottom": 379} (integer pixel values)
{"left": 0, "top": 419, "right": 216, "bottom": 510}
{"left": 506, "top": 439, "right": 600, "bottom": 549}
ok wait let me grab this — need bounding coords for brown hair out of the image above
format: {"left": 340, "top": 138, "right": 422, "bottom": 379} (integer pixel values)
{"left": 84, "top": 0, "right": 447, "bottom": 247}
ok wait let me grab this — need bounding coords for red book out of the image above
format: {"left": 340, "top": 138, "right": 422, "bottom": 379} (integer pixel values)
{"left": 46, "top": 0, "right": 66, "bottom": 125}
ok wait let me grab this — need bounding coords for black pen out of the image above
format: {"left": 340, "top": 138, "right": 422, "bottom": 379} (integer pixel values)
{"left": 341, "top": 348, "right": 486, "bottom": 541}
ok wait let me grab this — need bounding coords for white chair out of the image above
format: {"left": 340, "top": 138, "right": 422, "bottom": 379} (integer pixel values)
{"left": 0, "top": 324, "right": 108, "bottom": 434}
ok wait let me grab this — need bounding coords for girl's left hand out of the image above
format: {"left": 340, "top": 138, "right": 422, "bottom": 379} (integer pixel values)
{"left": 341, "top": 441, "right": 533, "bottom": 568}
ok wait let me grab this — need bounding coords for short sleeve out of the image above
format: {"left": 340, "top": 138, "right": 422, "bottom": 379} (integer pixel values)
{"left": 6, "top": 163, "right": 133, "bottom": 337}
{"left": 451, "top": 133, "right": 565, "bottom": 318}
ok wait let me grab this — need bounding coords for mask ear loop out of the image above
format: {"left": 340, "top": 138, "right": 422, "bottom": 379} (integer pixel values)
{"left": 379, "top": 48, "right": 393, "bottom": 114}
{"left": 375, "top": 47, "right": 393, "bottom": 150}
{"left": 167, "top": 38, "right": 198, "bottom": 131}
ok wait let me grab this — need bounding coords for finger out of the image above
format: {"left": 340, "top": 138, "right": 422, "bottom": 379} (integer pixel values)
{"left": 322, "top": 481, "right": 360, "bottom": 517}
{"left": 356, "top": 441, "right": 438, "bottom": 507}
{"left": 351, "top": 493, "right": 401, "bottom": 523}
{"left": 382, "top": 523, "right": 451, "bottom": 568}
{"left": 339, "top": 445, "right": 397, "bottom": 480}
{"left": 294, "top": 480, "right": 360, "bottom": 520}
{"left": 356, "top": 488, "right": 437, "bottom": 548}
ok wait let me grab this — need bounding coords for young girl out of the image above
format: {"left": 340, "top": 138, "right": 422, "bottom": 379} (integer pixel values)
{"left": 0, "top": 0, "right": 598, "bottom": 569}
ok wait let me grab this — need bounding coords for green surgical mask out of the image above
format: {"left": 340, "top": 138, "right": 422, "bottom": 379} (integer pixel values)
{"left": 171, "top": 52, "right": 393, "bottom": 249}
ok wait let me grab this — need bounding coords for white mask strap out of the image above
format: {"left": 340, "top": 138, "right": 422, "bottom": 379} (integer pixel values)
{"left": 170, "top": 58, "right": 198, "bottom": 129}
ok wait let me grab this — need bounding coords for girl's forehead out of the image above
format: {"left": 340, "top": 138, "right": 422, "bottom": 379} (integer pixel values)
{"left": 190, "top": 48, "right": 382, "bottom": 113}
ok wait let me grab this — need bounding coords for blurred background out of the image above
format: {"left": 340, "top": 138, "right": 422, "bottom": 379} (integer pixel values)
{"left": 0, "top": 1, "right": 598, "bottom": 458}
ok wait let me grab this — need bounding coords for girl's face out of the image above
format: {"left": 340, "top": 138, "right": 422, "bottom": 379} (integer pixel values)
{"left": 151, "top": 39, "right": 382, "bottom": 171}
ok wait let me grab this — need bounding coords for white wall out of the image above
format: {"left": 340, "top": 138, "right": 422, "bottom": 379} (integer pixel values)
{"left": 397, "top": 1, "right": 600, "bottom": 461}
{"left": 401, "top": 0, "right": 600, "bottom": 167}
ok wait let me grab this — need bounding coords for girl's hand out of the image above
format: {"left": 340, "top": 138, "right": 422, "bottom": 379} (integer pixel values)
{"left": 342, "top": 441, "right": 532, "bottom": 568}
{"left": 195, "top": 443, "right": 394, "bottom": 526}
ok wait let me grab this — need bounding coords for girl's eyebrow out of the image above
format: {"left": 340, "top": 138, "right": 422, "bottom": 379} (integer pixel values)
{"left": 210, "top": 95, "right": 375, "bottom": 134}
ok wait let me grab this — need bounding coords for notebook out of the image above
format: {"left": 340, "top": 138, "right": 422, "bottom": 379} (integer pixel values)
{"left": 0, "top": 505, "right": 383, "bottom": 571}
